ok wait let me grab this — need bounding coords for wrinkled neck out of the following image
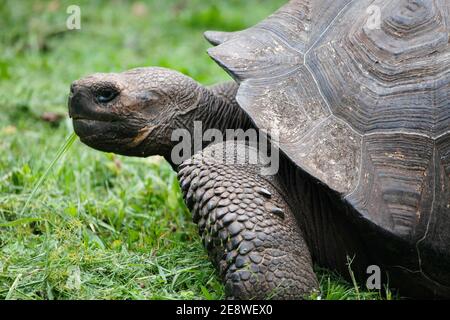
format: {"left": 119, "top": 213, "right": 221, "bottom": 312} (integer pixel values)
{"left": 196, "top": 86, "right": 253, "bottom": 134}
{"left": 164, "top": 85, "right": 254, "bottom": 170}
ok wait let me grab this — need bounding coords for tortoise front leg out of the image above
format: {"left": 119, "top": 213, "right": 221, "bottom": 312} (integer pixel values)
{"left": 177, "top": 142, "right": 319, "bottom": 299}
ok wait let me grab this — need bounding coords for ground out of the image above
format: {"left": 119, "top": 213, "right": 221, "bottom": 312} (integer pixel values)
{"left": 0, "top": 0, "right": 391, "bottom": 300}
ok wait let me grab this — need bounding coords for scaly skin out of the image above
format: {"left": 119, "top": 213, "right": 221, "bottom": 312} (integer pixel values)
{"left": 178, "top": 142, "right": 319, "bottom": 299}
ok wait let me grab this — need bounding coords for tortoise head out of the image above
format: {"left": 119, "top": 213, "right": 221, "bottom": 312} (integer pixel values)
{"left": 68, "top": 67, "right": 200, "bottom": 158}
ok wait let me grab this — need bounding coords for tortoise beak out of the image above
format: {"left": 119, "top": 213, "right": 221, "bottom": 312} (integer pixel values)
{"left": 68, "top": 82, "right": 95, "bottom": 120}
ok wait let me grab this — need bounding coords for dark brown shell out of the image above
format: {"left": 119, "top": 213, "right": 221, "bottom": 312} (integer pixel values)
{"left": 207, "top": 0, "right": 450, "bottom": 246}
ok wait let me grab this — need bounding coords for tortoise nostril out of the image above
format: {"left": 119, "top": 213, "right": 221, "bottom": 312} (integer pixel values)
{"left": 70, "top": 82, "right": 78, "bottom": 94}
{"left": 68, "top": 84, "right": 90, "bottom": 119}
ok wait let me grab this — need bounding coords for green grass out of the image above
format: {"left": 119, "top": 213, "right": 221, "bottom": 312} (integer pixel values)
{"left": 0, "top": 0, "right": 388, "bottom": 300}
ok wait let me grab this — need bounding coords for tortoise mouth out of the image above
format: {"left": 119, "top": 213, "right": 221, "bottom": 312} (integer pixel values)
{"left": 72, "top": 118, "right": 118, "bottom": 140}
{"left": 72, "top": 115, "right": 150, "bottom": 156}
{"left": 72, "top": 116, "right": 104, "bottom": 122}
{"left": 72, "top": 119, "right": 130, "bottom": 152}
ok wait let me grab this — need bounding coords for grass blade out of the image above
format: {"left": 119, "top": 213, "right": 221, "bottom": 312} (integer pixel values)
{"left": 6, "top": 273, "right": 22, "bottom": 300}
{"left": 19, "top": 132, "right": 77, "bottom": 215}
{"left": 0, "top": 217, "right": 43, "bottom": 227}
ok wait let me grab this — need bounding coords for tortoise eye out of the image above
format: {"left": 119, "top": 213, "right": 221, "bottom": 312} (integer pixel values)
{"left": 96, "top": 88, "right": 119, "bottom": 104}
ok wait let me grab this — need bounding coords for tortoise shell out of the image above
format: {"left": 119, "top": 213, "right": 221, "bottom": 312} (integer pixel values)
{"left": 207, "top": 0, "right": 450, "bottom": 247}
